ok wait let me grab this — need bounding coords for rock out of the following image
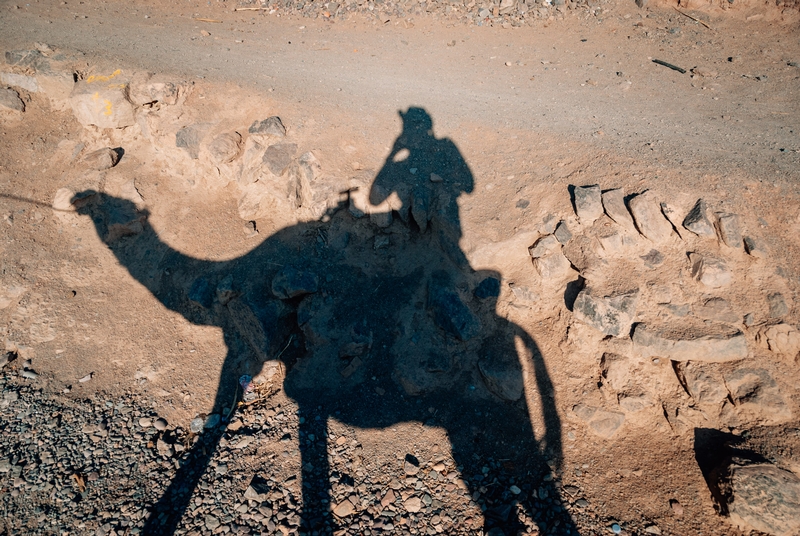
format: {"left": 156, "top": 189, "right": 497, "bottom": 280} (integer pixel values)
{"left": 248, "top": 116, "right": 286, "bottom": 137}
{"left": 478, "top": 351, "right": 523, "bottom": 401}
{"left": 509, "top": 284, "right": 537, "bottom": 304}
{"left": 0, "top": 88, "right": 25, "bottom": 112}
{"left": 292, "top": 151, "right": 322, "bottom": 209}
{"left": 243, "top": 474, "right": 272, "bottom": 502}
{"left": 253, "top": 360, "right": 285, "bottom": 385}
{"left": 758, "top": 324, "right": 800, "bottom": 361}
{"left": 724, "top": 368, "right": 792, "bottom": 424}
{"left": 204, "top": 413, "right": 221, "bottom": 429}
{"left": 81, "top": 147, "right": 120, "bottom": 171}
{"left": 670, "top": 499, "right": 684, "bottom": 516}
{"left": 572, "top": 404, "right": 625, "bottom": 439}
{"left": 644, "top": 525, "right": 661, "bottom": 535}
{"left": 138, "top": 417, "right": 152, "bottom": 428}
{"left": 0, "top": 72, "right": 37, "bottom": 92}
{"left": 716, "top": 213, "right": 742, "bottom": 248}
{"left": 573, "top": 288, "right": 639, "bottom": 337}
{"left": 190, "top": 417, "right": 204, "bottom": 433}
{"left": 632, "top": 323, "right": 748, "bottom": 362}
{"left": 153, "top": 418, "right": 167, "bottom": 431}
{"left": 690, "top": 253, "right": 732, "bottom": 288}
{"left": 573, "top": 185, "right": 603, "bottom": 224}
{"left": 531, "top": 240, "right": 573, "bottom": 281}
{"left": 70, "top": 72, "right": 136, "bottom": 128}
{"left": 768, "top": 293, "right": 789, "bottom": 319}
{"left": 640, "top": 249, "right": 664, "bottom": 269}
{"left": 271, "top": 267, "right": 319, "bottom": 299}
{"left": 404, "top": 497, "right": 422, "bottom": 513}
{"left": 427, "top": 270, "right": 480, "bottom": 341}
{"left": 676, "top": 362, "right": 728, "bottom": 407}
{"left": 333, "top": 500, "right": 356, "bottom": 517}
{"left": 128, "top": 75, "right": 179, "bottom": 106}
{"left": 474, "top": 277, "right": 501, "bottom": 300}
{"left": 618, "top": 393, "right": 654, "bottom": 413}
{"left": 628, "top": 191, "right": 674, "bottom": 243}
{"left": 682, "top": 199, "right": 716, "bottom": 238}
{"left": 539, "top": 214, "right": 558, "bottom": 235}
{"left": 744, "top": 236, "right": 767, "bottom": 259}
{"left": 204, "top": 515, "right": 221, "bottom": 531}
{"left": 723, "top": 463, "right": 800, "bottom": 536}
{"left": 156, "top": 438, "right": 173, "bottom": 457}
{"left": 404, "top": 454, "right": 420, "bottom": 475}
{"left": 528, "top": 234, "right": 559, "bottom": 258}
{"left": 499, "top": 0, "right": 516, "bottom": 14}
{"left": 554, "top": 221, "right": 572, "bottom": 244}
{"left": 176, "top": 124, "right": 212, "bottom": 159}
{"left": 206, "top": 132, "right": 242, "bottom": 164}
{"left": 5, "top": 49, "right": 49, "bottom": 71}
{"left": 262, "top": 143, "right": 298, "bottom": 176}
{"left": 694, "top": 297, "right": 739, "bottom": 324}
{"left": 36, "top": 72, "right": 74, "bottom": 110}
{"left": 216, "top": 275, "right": 236, "bottom": 305}
{"left": 659, "top": 202, "right": 685, "bottom": 238}
{"left": 562, "top": 235, "right": 605, "bottom": 279}
{"left": 53, "top": 187, "right": 80, "bottom": 211}
{"left": 601, "top": 188, "right": 637, "bottom": 233}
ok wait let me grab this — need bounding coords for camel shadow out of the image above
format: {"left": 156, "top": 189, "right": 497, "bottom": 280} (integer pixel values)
{"left": 75, "top": 107, "right": 577, "bottom": 536}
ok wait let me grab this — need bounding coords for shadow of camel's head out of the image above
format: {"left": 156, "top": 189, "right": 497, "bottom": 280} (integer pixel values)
{"left": 72, "top": 190, "right": 149, "bottom": 244}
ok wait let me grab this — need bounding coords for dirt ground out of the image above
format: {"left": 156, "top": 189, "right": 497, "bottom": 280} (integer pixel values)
{"left": 1, "top": 0, "right": 800, "bottom": 534}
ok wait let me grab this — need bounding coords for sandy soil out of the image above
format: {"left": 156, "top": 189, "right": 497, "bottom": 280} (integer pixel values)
{"left": 1, "top": 0, "right": 800, "bottom": 534}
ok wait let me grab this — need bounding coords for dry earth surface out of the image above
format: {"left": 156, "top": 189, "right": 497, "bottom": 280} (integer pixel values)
{"left": 1, "top": 0, "right": 800, "bottom": 534}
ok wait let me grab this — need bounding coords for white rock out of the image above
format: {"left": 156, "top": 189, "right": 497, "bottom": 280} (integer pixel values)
{"left": 69, "top": 70, "right": 136, "bottom": 128}
{"left": 758, "top": 324, "right": 800, "bottom": 361}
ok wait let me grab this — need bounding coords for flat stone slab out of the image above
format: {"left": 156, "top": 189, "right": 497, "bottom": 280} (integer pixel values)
{"left": 628, "top": 190, "right": 673, "bottom": 243}
{"left": 632, "top": 323, "right": 748, "bottom": 362}
{"left": 573, "top": 185, "right": 603, "bottom": 224}
{"left": 727, "top": 463, "right": 800, "bottom": 536}
{"left": 573, "top": 288, "right": 638, "bottom": 338}
{"left": 601, "top": 188, "right": 637, "bottom": 233}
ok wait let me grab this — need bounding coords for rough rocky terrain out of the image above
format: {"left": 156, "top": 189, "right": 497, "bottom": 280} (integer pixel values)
{"left": 1, "top": 0, "right": 800, "bottom": 534}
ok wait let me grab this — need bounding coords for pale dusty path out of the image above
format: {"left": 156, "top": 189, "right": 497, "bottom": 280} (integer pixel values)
{"left": 1, "top": 0, "right": 799, "bottom": 184}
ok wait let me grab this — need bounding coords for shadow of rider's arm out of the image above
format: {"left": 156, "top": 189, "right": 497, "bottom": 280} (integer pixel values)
{"left": 514, "top": 325, "right": 564, "bottom": 466}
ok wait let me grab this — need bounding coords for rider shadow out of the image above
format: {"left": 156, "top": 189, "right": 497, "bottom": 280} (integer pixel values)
{"left": 76, "top": 107, "right": 577, "bottom": 536}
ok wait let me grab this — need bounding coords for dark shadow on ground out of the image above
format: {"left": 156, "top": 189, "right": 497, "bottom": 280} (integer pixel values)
{"left": 75, "top": 107, "right": 577, "bottom": 536}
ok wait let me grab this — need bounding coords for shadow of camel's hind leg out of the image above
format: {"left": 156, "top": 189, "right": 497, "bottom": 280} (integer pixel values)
{"left": 446, "top": 397, "right": 579, "bottom": 536}
{"left": 298, "top": 411, "right": 333, "bottom": 534}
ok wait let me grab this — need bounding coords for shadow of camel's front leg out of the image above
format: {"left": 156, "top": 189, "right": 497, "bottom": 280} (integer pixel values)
{"left": 298, "top": 412, "right": 333, "bottom": 533}
{"left": 142, "top": 420, "right": 229, "bottom": 535}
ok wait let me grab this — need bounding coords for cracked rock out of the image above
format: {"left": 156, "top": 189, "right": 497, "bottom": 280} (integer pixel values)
{"left": 682, "top": 199, "right": 716, "bottom": 238}
{"left": 573, "top": 288, "right": 638, "bottom": 338}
